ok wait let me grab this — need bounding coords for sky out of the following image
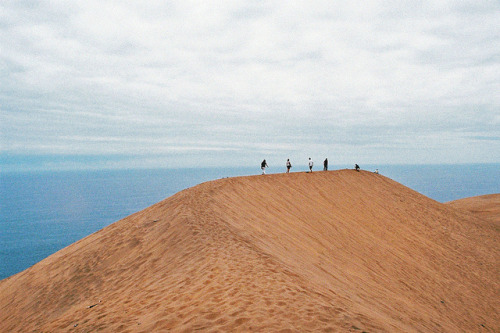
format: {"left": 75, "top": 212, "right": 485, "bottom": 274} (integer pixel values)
{"left": 1, "top": 1, "right": 499, "bottom": 171}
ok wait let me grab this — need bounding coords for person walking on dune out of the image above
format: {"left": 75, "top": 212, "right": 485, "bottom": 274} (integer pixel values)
{"left": 261, "top": 159, "right": 269, "bottom": 175}
{"left": 286, "top": 159, "right": 292, "bottom": 173}
{"left": 355, "top": 164, "right": 360, "bottom": 171}
{"left": 308, "top": 158, "right": 314, "bottom": 172}
{"left": 323, "top": 158, "right": 328, "bottom": 171}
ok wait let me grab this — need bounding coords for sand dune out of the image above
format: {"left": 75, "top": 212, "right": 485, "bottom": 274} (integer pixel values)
{"left": 0, "top": 170, "right": 498, "bottom": 332}
{"left": 446, "top": 194, "right": 500, "bottom": 225}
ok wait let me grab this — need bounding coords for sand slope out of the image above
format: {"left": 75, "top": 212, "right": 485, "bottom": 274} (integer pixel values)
{"left": 0, "top": 170, "right": 498, "bottom": 332}
{"left": 446, "top": 194, "right": 500, "bottom": 225}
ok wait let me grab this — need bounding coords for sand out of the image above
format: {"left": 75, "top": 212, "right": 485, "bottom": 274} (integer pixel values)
{"left": 0, "top": 170, "right": 498, "bottom": 332}
{"left": 446, "top": 194, "right": 500, "bottom": 225}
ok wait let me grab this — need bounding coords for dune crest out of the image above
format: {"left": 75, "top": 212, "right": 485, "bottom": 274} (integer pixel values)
{"left": 1, "top": 170, "right": 498, "bottom": 332}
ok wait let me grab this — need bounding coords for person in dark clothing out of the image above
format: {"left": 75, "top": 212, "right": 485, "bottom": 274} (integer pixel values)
{"left": 261, "top": 159, "right": 269, "bottom": 175}
{"left": 323, "top": 158, "right": 328, "bottom": 171}
{"left": 355, "top": 164, "right": 360, "bottom": 171}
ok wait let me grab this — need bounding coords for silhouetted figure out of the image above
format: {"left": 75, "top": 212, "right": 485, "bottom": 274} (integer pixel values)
{"left": 261, "top": 159, "right": 269, "bottom": 175}
{"left": 323, "top": 158, "right": 328, "bottom": 171}
{"left": 355, "top": 164, "right": 360, "bottom": 171}
{"left": 286, "top": 159, "right": 292, "bottom": 173}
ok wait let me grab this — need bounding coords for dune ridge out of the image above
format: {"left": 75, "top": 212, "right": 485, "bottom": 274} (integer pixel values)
{"left": 0, "top": 170, "right": 498, "bottom": 332}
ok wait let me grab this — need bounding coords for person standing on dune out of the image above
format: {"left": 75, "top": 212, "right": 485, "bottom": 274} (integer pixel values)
{"left": 308, "top": 158, "right": 314, "bottom": 172}
{"left": 261, "top": 159, "right": 269, "bottom": 175}
{"left": 286, "top": 159, "right": 292, "bottom": 173}
{"left": 323, "top": 158, "right": 328, "bottom": 171}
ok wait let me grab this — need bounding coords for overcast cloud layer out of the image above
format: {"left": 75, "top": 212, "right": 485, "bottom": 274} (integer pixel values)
{"left": 1, "top": 1, "right": 499, "bottom": 171}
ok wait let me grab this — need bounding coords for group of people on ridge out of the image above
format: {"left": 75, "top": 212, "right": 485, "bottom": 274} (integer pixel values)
{"left": 261, "top": 158, "right": 335, "bottom": 175}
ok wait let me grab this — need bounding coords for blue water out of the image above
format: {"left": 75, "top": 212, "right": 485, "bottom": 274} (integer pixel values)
{"left": 1, "top": 164, "right": 499, "bottom": 280}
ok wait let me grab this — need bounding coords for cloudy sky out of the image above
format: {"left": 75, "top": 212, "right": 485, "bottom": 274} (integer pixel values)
{"left": 1, "top": 1, "right": 499, "bottom": 171}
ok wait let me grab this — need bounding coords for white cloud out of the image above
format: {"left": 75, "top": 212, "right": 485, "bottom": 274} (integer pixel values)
{"left": 1, "top": 0, "right": 499, "bottom": 170}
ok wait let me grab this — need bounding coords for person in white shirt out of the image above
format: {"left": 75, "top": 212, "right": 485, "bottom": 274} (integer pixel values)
{"left": 308, "top": 158, "right": 314, "bottom": 172}
{"left": 286, "top": 159, "right": 292, "bottom": 173}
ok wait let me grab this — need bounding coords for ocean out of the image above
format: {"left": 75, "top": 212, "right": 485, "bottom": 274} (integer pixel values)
{"left": 1, "top": 164, "right": 499, "bottom": 280}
